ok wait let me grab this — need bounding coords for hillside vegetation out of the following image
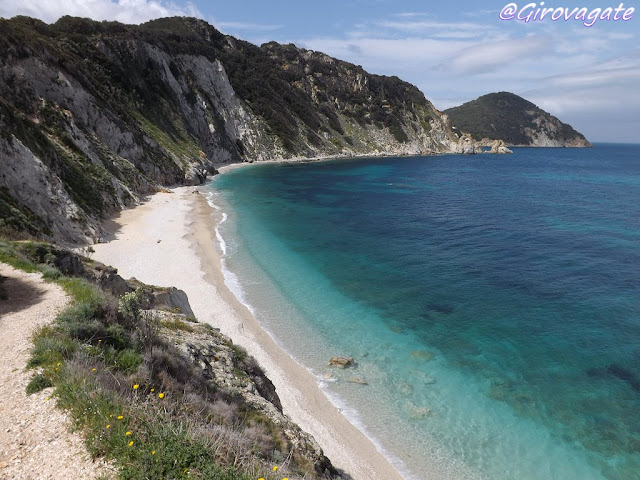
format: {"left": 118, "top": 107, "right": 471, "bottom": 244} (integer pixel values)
{"left": 0, "top": 15, "right": 463, "bottom": 244}
{"left": 444, "top": 92, "right": 591, "bottom": 147}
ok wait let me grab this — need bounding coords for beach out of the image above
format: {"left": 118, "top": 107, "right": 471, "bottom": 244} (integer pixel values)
{"left": 91, "top": 184, "right": 405, "bottom": 480}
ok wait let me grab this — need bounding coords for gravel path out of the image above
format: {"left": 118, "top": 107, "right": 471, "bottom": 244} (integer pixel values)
{"left": 0, "top": 263, "right": 111, "bottom": 480}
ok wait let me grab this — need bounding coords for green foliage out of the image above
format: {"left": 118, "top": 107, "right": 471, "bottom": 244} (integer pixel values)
{"left": 41, "top": 265, "right": 62, "bottom": 280}
{"left": 28, "top": 325, "right": 79, "bottom": 367}
{"left": 114, "top": 348, "right": 143, "bottom": 373}
{"left": 161, "top": 317, "right": 195, "bottom": 332}
{"left": 26, "top": 373, "right": 53, "bottom": 394}
{"left": 444, "top": 91, "right": 588, "bottom": 145}
{"left": 0, "top": 187, "right": 48, "bottom": 239}
{"left": 0, "top": 274, "right": 7, "bottom": 301}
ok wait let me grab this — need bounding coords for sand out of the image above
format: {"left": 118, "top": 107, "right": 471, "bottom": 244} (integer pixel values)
{"left": 90, "top": 186, "right": 405, "bottom": 480}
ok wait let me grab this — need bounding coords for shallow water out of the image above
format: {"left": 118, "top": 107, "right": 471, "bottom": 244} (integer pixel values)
{"left": 208, "top": 145, "right": 640, "bottom": 480}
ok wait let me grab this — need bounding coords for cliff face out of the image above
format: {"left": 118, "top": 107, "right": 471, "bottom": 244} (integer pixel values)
{"left": 444, "top": 92, "right": 591, "bottom": 148}
{"left": 0, "top": 16, "right": 471, "bottom": 244}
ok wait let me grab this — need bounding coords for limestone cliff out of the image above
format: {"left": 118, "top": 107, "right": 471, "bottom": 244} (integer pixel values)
{"left": 444, "top": 92, "right": 591, "bottom": 148}
{"left": 0, "top": 16, "right": 475, "bottom": 244}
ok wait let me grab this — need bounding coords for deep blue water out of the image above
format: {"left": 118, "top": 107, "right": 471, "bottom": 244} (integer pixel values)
{"left": 209, "top": 145, "right": 640, "bottom": 480}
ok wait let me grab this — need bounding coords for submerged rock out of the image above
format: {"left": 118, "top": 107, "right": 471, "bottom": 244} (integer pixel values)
{"left": 410, "top": 350, "right": 435, "bottom": 361}
{"left": 406, "top": 403, "right": 432, "bottom": 418}
{"left": 347, "top": 376, "right": 368, "bottom": 385}
{"left": 328, "top": 356, "right": 355, "bottom": 369}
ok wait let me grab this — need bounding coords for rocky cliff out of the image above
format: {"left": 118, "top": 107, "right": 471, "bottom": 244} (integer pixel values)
{"left": 444, "top": 92, "right": 591, "bottom": 148}
{"left": 0, "top": 15, "right": 477, "bottom": 244}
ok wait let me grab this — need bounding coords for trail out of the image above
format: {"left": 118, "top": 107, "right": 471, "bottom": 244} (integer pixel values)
{"left": 0, "top": 263, "right": 110, "bottom": 480}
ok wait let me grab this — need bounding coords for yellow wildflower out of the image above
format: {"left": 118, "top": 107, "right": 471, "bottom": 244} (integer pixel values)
{"left": 125, "top": 431, "right": 131, "bottom": 436}
{"left": 56, "top": 362, "right": 61, "bottom": 366}
{"left": 106, "top": 424, "right": 111, "bottom": 429}
{"left": 128, "top": 441, "right": 134, "bottom": 447}
{"left": 150, "top": 388, "right": 155, "bottom": 393}
{"left": 116, "top": 415, "right": 124, "bottom": 420}
{"left": 91, "top": 368, "right": 96, "bottom": 372}
{"left": 272, "top": 466, "right": 279, "bottom": 472}
{"left": 158, "top": 393, "right": 165, "bottom": 399}
{"left": 133, "top": 384, "right": 139, "bottom": 390}
{"left": 151, "top": 450, "right": 156, "bottom": 455}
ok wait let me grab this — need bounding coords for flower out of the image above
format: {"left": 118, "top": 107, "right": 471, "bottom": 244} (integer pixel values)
{"left": 91, "top": 368, "right": 96, "bottom": 372}
{"left": 272, "top": 466, "right": 279, "bottom": 472}
{"left": 128, "top": 441, "right": 134, "bottom": 447}
{"left": 98, "top": 339, "right": 102, "bottom": 343}
{"left": 116, "top": 415, "right": 124, "bottom": 420}
{"left": 125, "top": 431, "right": 131, "bottom": 436}
{"left": 151, "top": 450, "right": 156, "bottom": 455}
{"left": 106, "top": 424, "right": 111, "bottom": 429}
{"left": 133, "top": 384, "right": 139, "bottom": 390}
{"left": 282, "top": 478, "right": 289, "bottom": 480}
{"left": 158, "top": 393, "right": 165, "bottom": 399}
{"left": 56, "top": 362, "right": 61, "bottom": 366}
{"left": 109, "top": 414, "right": 113, "bottom": 418}
{"left": 150, "top": 388, "right": 155, "bottom": 393}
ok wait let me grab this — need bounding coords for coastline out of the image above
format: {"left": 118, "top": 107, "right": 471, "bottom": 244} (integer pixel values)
{"left": 91, "top": 186, "right": 405, "bottom": 480}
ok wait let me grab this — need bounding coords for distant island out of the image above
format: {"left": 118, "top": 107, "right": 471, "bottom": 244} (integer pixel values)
{"left": 444, "top": 92, "right": 591, "bottom": 147}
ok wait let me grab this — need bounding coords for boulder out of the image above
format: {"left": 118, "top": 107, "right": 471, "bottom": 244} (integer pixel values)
{"left": 489, "top": 139, "right": 513, "bottom": 154}
{"left": 328, "top": 356, "right": 355, "bottom": 369}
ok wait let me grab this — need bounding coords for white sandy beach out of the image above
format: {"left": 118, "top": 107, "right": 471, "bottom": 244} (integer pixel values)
{"left": 91, "top": 184, "right": 405, "bottom": 480}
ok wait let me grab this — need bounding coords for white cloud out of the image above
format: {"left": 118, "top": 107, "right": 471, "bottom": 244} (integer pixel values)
{"left": 441, "top": 35, "right": 554, "bottom": 75}
{"left": 0, "top": 0, "right": 202, "bottom": 24}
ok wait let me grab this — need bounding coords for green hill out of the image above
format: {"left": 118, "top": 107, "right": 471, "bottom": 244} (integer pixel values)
{"left": 444, "top": 92, "right": 591, "bottom": 147}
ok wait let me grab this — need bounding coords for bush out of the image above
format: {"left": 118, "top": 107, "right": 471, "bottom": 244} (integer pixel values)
{"left": 41, "top": 264, "right": 62, "bottom": 280}
{"left": 0, "top": 274, "right": 7, "bottom": 301}
{"left": 28, "top": 326, "right": 78, "bottom": 367}
{"left": 114, "top": 348, "right": 143, "bottom": 373}
{"left": 26, "top": 373, "right": 53, "bottom": 394}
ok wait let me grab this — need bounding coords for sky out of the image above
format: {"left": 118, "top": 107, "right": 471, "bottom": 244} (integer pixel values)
{"left": 1, "top": 0, "right": 638, "bottom": 143}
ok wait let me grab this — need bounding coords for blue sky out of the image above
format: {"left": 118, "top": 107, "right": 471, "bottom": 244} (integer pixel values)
{"left": 1, "top": 0, "right": 638, "bottom": 143}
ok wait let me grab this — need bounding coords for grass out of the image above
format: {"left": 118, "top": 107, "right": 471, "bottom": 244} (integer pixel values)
{"left": 0, "top": 237, "right": 321, "bottom": 480}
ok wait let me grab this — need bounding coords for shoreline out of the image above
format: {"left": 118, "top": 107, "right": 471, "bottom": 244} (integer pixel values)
{"left": 91, "top": 186, "right": 405, "bottom": 480}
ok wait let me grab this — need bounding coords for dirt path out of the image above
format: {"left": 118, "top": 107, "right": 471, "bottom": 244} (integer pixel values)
{"left": 0, "top": 263, "right": 110, "bottom": 480}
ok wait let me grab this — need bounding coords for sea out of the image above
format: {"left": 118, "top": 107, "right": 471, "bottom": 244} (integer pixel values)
{"left": 206, "top": 144, "right": 640, "bottom": 480}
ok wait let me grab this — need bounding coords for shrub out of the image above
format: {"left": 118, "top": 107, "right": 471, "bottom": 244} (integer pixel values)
{"left": 26, "top": 373, "right": 53, "bottom": 394}
{"left": 114, "top": 348, "right": 143, "bottom": 373}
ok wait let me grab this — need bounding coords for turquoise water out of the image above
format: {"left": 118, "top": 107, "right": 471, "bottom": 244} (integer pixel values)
{"left": 208, "top": 145, "right": 640, "bottom": 480}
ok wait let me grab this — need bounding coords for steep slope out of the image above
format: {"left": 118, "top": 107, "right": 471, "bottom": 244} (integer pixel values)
{"left": 444, "top": 92, "right": 591, "bottom": 147}
{"left": 0, "top": 16, "right": 469, "bottom": 244}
